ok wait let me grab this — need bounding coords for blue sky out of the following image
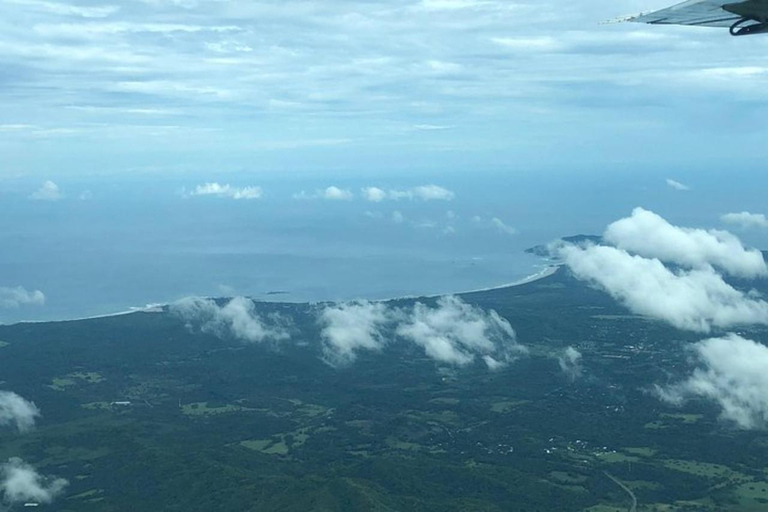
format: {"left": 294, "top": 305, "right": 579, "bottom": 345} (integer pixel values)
{"left": 2, "top": 0, "right": 768, "bottom": 177}
{"left": 2, "top": 0, "right": 768, "bottom": 323}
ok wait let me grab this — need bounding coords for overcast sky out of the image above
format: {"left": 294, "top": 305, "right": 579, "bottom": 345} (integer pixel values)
{"left": 2, "top": 0, "right": 768, "bottom": 178}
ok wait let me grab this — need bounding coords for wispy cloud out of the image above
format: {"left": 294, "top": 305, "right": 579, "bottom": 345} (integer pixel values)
{"left": 189, "top": 182, "right": 262, "bottom": 200}
{"left": 491, "top": 217, "right": 516, "bottom": 235}
{"left": 0, "top": 392, "right": 40, "bottom": 433}
{"left": 666, "top": 178, "right": 690, "bottom": 191}
{"left": 29, "top": 181, "right": 62, "bottom": 201}
{"left": 557, "top": 346, "right": 583, "bottom": 381}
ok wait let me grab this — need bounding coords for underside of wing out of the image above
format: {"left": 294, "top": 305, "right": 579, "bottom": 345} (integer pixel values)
{"left": 629, "top": 0, "right": 741, "bottom": 27}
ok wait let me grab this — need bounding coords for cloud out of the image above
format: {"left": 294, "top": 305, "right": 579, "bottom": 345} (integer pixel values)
{"left": 0, "top": 392, "right": 40, "bottom": 433}
{"left": 317, "top": 296, "right": 525, "bottom": 370}
{"left": 392, "top": 211, "right": 405, "bottom": 224}
{"left": 360, "top": 185, "right": 455, "bottom": 202}
{"left": 666, "top": 178, "right": 690, "bottom": 191}
{"left": 722, "top": 212, "right": 768, "bottom": 230}
{"left": 0, "top": 287, "right": 46, "bottom": 308}
{"left": 294, "top": 186, "right": 353, "bottom": 201}
{"left": 396, "top": 296, "right": 527, "bottom": 370}
{"left": 558, "top": 243, "right": 768, "bottom": 333}
{"left": 171, "top": 297, "right": 291, "bottom": 343}
{"left": 362, "top": 187, "right": 387, "bottom": 202}
{"left": 189, "top": 182, "right": 262, "bottom": 200}
{"left": 29, "top": 181, "right": 62, "bottom": 201}
{"left": 557, "top": 346, "right": 583, "bottom": 381}
{"left": 604, "top": 207, "right": 767, "bottom": 279}
{"left": 656, "top": 334, "right": 768, "bottom": 429}
{"left": 491, "top": 217, "right": 516, "bottom": 235}
{"left": 0, "top": 458, "right": 67, "bottom": 505}
{"left": 318, "top": 301, "right": 391, "bottom": 366}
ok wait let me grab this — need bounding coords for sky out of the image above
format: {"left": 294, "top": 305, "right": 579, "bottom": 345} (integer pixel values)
{"left": 2, "top": 0, "right": 768, "bottom": 323}
{"left": 2, "top": 0, "right": 768, "bottom": 176}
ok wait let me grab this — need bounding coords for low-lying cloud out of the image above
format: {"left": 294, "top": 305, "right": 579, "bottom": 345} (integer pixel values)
{"left": 0, "top": 392, "right": 40, "bottom": 433}
{"left": 656, "top": 334, "right": 768, "bottom": 429}
{"left": 0, "top": 458, "right": 67, "bottom": 505}
{"left": 559, "top": 243, "right": 768, "bottom": 333}
{"left": 189, "top": 182, "right": 262, "bottom": 200}
{"left": 318, "top": 301, "right": 390, "bottom": 367}
{"left": 722, "top": 211, "right": 768, "bottom": 230}
{"left": 397, "top": 296, "right": 526, "bottom": 369}
{"left": 294, "top": 186, "right": 353, "bottom": 201}
{"left": 604, "top": 207, "right": 767, "bottom": 278}
{"left": 0, "top": 287, "right": 46, "bottom": 309}
{"left": 360, "top": 185, "right": 455, "bottom": 202}
{"left": 557, "top": 346, "right": 583, "bottom": 381}
{"left": 29, "top": 180, "right": 62, "bottom": 201}
{"left": 171, "top": 297, "right": 291, "bottom": 344}
{"left": 318, "top": 296, "right": 526, "bottom": 370}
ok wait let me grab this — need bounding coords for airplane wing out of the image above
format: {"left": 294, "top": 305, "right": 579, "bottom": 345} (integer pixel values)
{"left": 627, "top": 0, "right": 768, "bottom": 35}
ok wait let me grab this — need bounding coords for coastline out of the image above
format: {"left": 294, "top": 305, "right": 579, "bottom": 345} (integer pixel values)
{"left": 4, "top": 266, "right": 561, "bottom": 326}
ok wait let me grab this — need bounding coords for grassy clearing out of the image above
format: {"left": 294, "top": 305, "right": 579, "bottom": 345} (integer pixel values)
{"left": 182, "top": 402, "right": 253, "bottom": 416}
{"left": 663, "top": 459, "right": 748, "bottom": 481}
{"left": 660, "top": 413, "right": 703, "bottom": 424}
{"left": 624, "top": 447, "right": 657, "bottom": 457}
{"left": 490, "top": 401, "right": 529, "bottom": 413}
{"left": 735, "top": 481, "right": 768, "bottom": 509}
{"left": 595, "top": 451, "right": 641, "bottom": 463}
{"left": 550, "top": 471, "right": 588, "bottom": 484}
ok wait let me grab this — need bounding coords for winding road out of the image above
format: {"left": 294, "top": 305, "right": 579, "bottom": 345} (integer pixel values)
{"left": 603, "top": 471, "right": 638, "bottom": 512}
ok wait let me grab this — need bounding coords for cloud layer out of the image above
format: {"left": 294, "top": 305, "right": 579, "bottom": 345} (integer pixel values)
{"left": 171, "top": 297, "right": 291, "bottom": 343}
{"left": 557, "top": 346, "right": 582, "bottom": 381}
{"left": 0, "top": 458, "right": 68, "bottom": 505}
{"left": 0, "top": 392, "right": 40, "bottom": 433}
{"left": 657, "top": 334, "right": 768, "bottom": 429}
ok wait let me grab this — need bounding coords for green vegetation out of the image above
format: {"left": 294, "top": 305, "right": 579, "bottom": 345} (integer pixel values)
{"left": 0, "top": 269, "right": 766, "bottom": 511}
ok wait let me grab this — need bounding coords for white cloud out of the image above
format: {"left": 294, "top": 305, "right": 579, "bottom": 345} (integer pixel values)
{"left": 360, "top": 185, "right": 455, "bottom": 202}
{"left": 78, "top": 190, "right": 93, "bottom": 201}
{"left": 392, "top": 211, "right": 405, "bottom": 224}
{"left": 0, "top": 392, "right": 40, "bottom": 433}
{"left": 293, "top": 186, "right": 353, "bottom": 201}
{"left": 557, "top": 346, "right": 582, "bottom": 381}
{"left": 323, "top": 186, "right": 353, "bottom": 201}
{"left": 0, "top": 287, "right": 46, "bottom": 309}
{"left": 189, "top": 182, "right": 262, "bottom": 200}
{"left": 0, "top": 458, "right": 67, "bottom": 505}
{"left": 396, "top": 296, "right": 527, "bottom": 369}
{"left": 604, "top": 207, "right": 767, "bottom": 279}
{"left": 29, "top": 181, "right": 62, "bottom": 201}
{"left": 657, "top": 334, "right": 768, "bottom": 429}
{"left": 491, "top": 217, "right": 516, "bottom": 235}
{"left": 318, "top": 301, "right": 391, "bottom": 366}
{"left": 4, "top": 0, "right": 118, "bottom": 18}
{"left": 666, "top": 178, "right": 690, "bottom": 191}
{"left": 171, "top": 297, "right": 291, "bottom": 343}
{"left": 362, "top": 187, "right": 387, "bottom": 202}
{"left": 722, "top": 212, "right": 768, "bottom": 230}
{"left": 558, "top": 243, "right": 768, "bottom": 333}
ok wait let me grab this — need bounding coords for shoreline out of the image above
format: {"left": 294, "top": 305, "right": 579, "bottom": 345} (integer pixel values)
{"left": 4, "top": 266, "right": 561, "bottom": 326}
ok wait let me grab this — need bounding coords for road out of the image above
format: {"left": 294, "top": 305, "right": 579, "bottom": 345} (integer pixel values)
{"left": 603, "top": 471, "right": 638, "bottom": 512}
